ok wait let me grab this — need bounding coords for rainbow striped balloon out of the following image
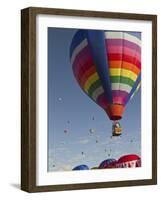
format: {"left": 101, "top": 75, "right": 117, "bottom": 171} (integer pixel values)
{"left": 70, "top": 30, "right": 141, "bottom": 120}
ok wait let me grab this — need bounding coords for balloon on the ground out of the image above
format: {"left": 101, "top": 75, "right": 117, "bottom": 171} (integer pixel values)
{"left": 72, "top": 165, "right": 89, "bottom": 170}
{"left": 91, "top": 167, "right": 98, "bottom": 169}
{"left": 116, "top": 154, "right": 141, "bottom": 168}
{"left": 99, "top": 158, "right": 117, "bottom": 169}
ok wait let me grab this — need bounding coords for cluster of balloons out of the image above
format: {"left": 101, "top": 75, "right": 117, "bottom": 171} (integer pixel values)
{"left": 72, "top": 154, "right": 141, "bottom": 170}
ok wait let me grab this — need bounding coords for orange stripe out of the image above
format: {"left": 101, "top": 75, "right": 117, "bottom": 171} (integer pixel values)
{"left": 79, "top": 67, "right": 96, "bottom": 88}
{"left": 109, "top": 61, "right": 140, "bottom": 75}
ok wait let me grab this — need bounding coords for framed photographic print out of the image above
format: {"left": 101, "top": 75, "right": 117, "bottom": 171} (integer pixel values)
{"left": 21, "top": 7, "right": 157, "bottom": 192}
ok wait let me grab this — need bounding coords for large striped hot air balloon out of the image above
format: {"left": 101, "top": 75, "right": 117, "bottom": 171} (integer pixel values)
{"left": 70, "top": 30, "right": 141, "bottom": 136}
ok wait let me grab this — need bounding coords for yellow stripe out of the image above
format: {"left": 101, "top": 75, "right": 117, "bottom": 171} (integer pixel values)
{"left": 84, "top": 72, "right": 99, "bottom": 92}
{"left": 109, "top": 68, "right": 137, "bottom": 81}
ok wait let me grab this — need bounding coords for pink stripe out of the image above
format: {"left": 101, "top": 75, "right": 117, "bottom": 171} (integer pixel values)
{"left": 96, "top": 93, "right": 108, "bottom": 109}
{"left": 112, "top": 90, "right": 129, "bottom": 105}
{"left": 106, "top": 39, "right": 141, "bottom": 54}
{"left": 112, "top": 97, "right": 125, "bottom": 105}
{"left": 72, "top": 46, "right": 94, "bottom": 79}
{"left": 107, "top": 46, "right": 141, "bottom": 61}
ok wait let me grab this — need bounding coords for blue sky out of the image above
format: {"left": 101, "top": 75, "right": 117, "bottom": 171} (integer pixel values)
{"left": 48, "top": 28, "right": 141, "bottom": 172}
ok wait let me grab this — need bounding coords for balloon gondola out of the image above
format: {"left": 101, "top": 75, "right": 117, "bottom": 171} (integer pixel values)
{"left": 70, "top": 30, "right": 141, "bottom": 136}
{"left": 112, "top": 121, "right": 122, "bottom": 136}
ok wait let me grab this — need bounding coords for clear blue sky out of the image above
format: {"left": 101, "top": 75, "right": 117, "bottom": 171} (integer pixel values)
{"left": 48, "top": 28, "right": 141, "bottom": 172}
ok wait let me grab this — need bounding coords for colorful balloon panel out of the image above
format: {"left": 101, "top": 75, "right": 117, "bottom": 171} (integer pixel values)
{"left": 72, "top": 164, "right": 89, "bottom": 170}
{"left": 70, "top": 30, "right": 109, "bottom": 110}
{"left": 105, "top": 31, "right": 141, "bottom": 105}
{"left": 70, "top": 30, "right": 141, "bottom": 120}
{"left": 116, "top": 154, "right": 141, "bottom": 168}
{"left": 99, "top": 158, "right": 117, "bottom": 169}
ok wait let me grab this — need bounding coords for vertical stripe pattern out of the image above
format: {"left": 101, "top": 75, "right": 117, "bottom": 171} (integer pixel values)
{"left": 70, "top": 30, "right": 141, "bottom": 120}
{"left": 105, "top": 31, "right": 141, "bottom": 105}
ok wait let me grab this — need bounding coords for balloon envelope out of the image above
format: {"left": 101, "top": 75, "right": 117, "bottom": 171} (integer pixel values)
{"left": 72, "top": 165, "right": 89, "bottom": 170}
{"left": 116, "top": 154, "right": 141, "bottom": 168}
{"left": 99, "top": 158, "right": 117, "bottom": 169}
{"left": 91, "top": 167, "right": 98, "bottom": 169}
{"left": 70, "top": 30, "right": 141, "bottom": 121}
{"left": 89, "top": 128, "right": 95, "bottom": 134}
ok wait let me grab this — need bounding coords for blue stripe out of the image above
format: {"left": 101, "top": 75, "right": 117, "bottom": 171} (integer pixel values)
{"left": 126, "top": 31, "right": 141, "bottom": 40}
{"left": 70, "top": 30, "right": 87, "bottom": 59}
{"left": 125, "top": 73, "right": 141, "bottom": 104}
{"left": 87, "top": 30, "right": 112, "bottom": 103}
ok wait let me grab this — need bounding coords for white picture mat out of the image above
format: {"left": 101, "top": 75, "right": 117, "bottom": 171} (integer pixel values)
{"left": 36, "top": 14, "right": 152, "bottom": 186}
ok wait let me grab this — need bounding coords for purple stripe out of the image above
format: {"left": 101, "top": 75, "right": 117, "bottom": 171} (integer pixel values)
{"left": 106, "top": 39, "right": 141, "bottom": 54}
{"left": 112, "top": 90, "right": 129, "bottom": 105}
{"left": 112, "top": 90, "right": 129, "bottom": 97}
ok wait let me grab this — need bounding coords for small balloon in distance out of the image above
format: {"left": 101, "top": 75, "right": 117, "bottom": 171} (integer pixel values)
{"left": 64, "top": 129, "right": 68, "bottom": 134}
{"left": 89, "top": 128, "right": 95, "bottom": 134}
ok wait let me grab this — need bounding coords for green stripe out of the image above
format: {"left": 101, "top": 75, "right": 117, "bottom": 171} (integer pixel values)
{"left": 110, "top": 76, "right": 134, "bottom": 87}
{"left": 88, "top": 79, "right": 101, "bottom": 97}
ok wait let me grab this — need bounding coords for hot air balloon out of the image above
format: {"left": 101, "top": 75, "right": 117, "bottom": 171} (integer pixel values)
{"left": 91, "top": 167, "right": 98, "bottom": 170}
{"left": 70, "top": 30, "right": 141, "bottom": 136}
{"left": 72, "top": 164, "right": 89, "bottom": 170}
{"left": 99, "top": 158, "right": 117, "bottom": 169}
{"left": 89, "top": 128, "right": 95, "bottom": 134}
{"left": 116, "top": 154, "right": 141, "bottom": 168}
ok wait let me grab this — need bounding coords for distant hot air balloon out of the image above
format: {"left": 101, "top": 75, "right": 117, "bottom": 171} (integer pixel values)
{"left": 70, "top": 30, "right": 141, "bottom": 136}
{"left": 99, "top": 158, "right": 117, "bottom": 169}
{"left": 89, "top": 128, "right": 95, "bottom": 134}
{"left": 72, "top": 164, "right": 89, "bottom": 170}
{"left": 64, "top": 129, "right": 68, "bottom": 134}
{"left": 116, "top": 154, "right": 141, "bottom": 168}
